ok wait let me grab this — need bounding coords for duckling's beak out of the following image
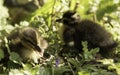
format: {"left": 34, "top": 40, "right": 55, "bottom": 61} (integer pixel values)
{"left": 34, "top": 45, "right": 41, "bottom": 52}
{"left": 56, "top": 18, "right": 63, "bottom": 22}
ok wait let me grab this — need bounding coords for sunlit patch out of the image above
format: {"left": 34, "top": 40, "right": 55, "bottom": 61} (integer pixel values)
{"left": 68, "top": 41, "right": 74, "bottom": 46}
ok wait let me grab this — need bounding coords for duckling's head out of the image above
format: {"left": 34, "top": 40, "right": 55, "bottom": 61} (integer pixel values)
{"left": 56, "top": 11, "right": 81, "bottom": 26}
{"left": 16, "top": 27, "right": 48, "bottom": 63}
{"left": 19, "top": 27, "right": 48, "bottom": 55}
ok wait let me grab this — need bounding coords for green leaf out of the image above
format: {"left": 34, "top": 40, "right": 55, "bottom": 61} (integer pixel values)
{"left": 68, "top": 58, "right": 81, "bottom": 68}
{"left": 39, "top": 67, "right": 51, "bottom": 75}
{"left": 9, "top": 52, "right": 22, "bottom": 64}
{"left": 96, "top": 0, "right": 119, "bottom": 20}
{"left": 30, "top": 0, "right": 55, "bottom": 21}
{"left": 0, "top": 49, "right": 4, "bottom": 60}
{"left": 70, "top": 0, "right": 77, "bottom": 10}
{"left": 78, "top": 71, "right": 90, "bottom": 75}
{"left": 76, "top": 0, "right": 93, "bottom": 18}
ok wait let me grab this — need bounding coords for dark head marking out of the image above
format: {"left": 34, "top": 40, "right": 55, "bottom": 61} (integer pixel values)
{"left": 56, "top": 11, "right": 80, "bottom": 26}
{"left": 34, "top": 45, "right": 41, "bottom": 52}
{"left": 63, "top": 11, "right": 76, "bottom": 18}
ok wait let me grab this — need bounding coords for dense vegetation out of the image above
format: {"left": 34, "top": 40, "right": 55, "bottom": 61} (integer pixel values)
{"left": 0, "top": 0, "right": 120, "bottom": 75}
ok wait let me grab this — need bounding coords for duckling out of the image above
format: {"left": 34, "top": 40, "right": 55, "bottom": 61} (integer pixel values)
{"left": 1, "top": 27, "right": 48, "bottom": 64}
{"left": 56, "top": 11, "right": 118, "bottom": 57}
{"left": 3, "top": 0, "right": 44, "bottom": 24}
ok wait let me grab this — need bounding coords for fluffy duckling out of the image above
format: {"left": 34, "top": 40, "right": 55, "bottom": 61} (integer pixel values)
{"left": 1, "top": 27, "right": 48, "bottom": 64}
{"left": 56, "top": 11, "right": 118, "bottom": 57}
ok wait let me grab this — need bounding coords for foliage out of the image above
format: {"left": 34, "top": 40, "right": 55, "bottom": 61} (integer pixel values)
{"left": 0, "top": 0, "right": 120, "bottom": 75}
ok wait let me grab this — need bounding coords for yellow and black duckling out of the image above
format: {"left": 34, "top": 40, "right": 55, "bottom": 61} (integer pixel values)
{"left": 0, "top": 27, "right": 48, "bottom": 64}
{"left": 56, "top": 11, "right": 118, "bottom": 57}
